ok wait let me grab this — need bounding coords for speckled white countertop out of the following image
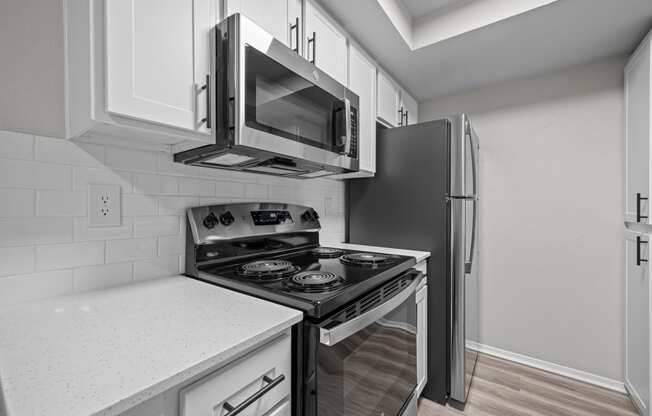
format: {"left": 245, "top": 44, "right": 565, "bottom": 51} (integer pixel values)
{"left": 322, "top": 242, "right": 431, "bottom": 263}
{"left": 0, "top": 276, "right": 302, "bottom": 416}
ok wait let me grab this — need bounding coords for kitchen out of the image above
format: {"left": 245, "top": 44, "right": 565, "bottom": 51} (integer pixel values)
{"left": 0, "top": 0, "right": 649, "bottom": 415}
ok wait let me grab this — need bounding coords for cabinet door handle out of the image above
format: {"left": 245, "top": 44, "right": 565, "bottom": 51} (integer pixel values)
{"left": 199, "top": 74, "right": 211, "bottom": 129}
{"left": 398, "top": 107, "right": 404, "bottom": 126}
{"left": 637, "top": 193, "right": 648, "bottom": 222}
{"left": 404, "top": 110, "right": 409, "bottom": 125}
{"left": 308, "top": 32, "right": 316, "bottom": 64}
{"left": 637, "top": 236, "right": 648, "bottom": 266}
{"left": 290, "top": 17, "right": 299, "bottom": 53}
{"left": 222, "top": 374, "right": 285, "bottom": 416}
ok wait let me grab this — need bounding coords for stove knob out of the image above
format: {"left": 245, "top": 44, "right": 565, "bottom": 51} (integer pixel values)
{"left": 301, "top": 210, "right": 313, "bottom": 222}
{"left": 311, "top": 209, "right": 320, "bottom": 220}
{"left": 220, "top": 211, "right": 235, "bottom": 226}
{"left": 202, "top": 212, "right": 219, "bottom": 229}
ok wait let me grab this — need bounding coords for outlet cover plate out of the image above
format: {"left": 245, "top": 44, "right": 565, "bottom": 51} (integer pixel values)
{"left": 88, "top": 184, "right": 121, "bottom": 227}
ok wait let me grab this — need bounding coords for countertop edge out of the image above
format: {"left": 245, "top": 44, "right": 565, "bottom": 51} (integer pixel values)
{"left": 93, "top": 313, "right": 303, "bottom": 416}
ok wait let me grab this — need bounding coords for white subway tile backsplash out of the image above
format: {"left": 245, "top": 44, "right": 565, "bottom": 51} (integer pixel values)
{"left": 158, "top": 196, "right": 199, "bottom": 215}
{"left": 36, "top": 191, "right": 86, "bottom": 217}
{"left": 0, "top": 246, "right": 35, "bottom": 277}
{"left": 158, "top": 234, "right": 185, "bottom": 256}
{"left": 134, "top": 216, "right": 180, "bottom": 238}
{"left": 0, "top": 189, "right": 35, "bottom": 217}
{"left": 106, "top": 238, "right": 157, "bottom": 263}
{"left": 0, "top": 131, "right": 345, "bottom": 306}
{"left": 0, "top": 270, "right": 73, "bottom": 305}
{"left": 35, "top": 137, "right": 104, "bottom": 167}
{"left": 134, "top": 256, "right": 180, "bottom": 281}
{"left": 73, "top": 217, "right": 134, "bottom": 241}
{"left": 0, "top": 217, "right": 73, "bottom": 246}
{"left": 73, "top": 262, "right": 133, "bottom": 292}
{"left": 0, "top": 131, "right": 34, "bottom": 160}
{"left": 36, "top": 241, "right": 105, "bottom": 271}
{"left": 179, "top": 177, "right": 215, "bottom": 197}
{"left": 215, "top": 181, "right": 246, "bottom": 198}
{"left": 0, "top": 159, "right": 71, "bottom": 190}
{"left": 105, "top": 147, "right": 158, "bottom": 172}
{"left": 245, "top": 183, "right": 268, "bottom": 199}
{"left": 123, "top": 194, "right": 158, "bottom": 217}
{"left": 73, "top": 167, "right": 133, "bottom": 192}
{"left": 133, "top": 173, "right": 178, "bottom": 195}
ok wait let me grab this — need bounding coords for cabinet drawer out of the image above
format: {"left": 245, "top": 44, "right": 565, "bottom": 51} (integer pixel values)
{"left": 180, "top": 333, "right": 291, "bottom": 416}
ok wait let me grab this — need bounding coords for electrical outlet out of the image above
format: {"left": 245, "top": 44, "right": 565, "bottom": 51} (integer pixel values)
{"left": 88, "top": 184, "right": 121, "bottom": 227}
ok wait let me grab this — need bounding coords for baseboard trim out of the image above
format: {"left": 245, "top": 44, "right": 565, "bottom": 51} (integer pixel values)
{"left": 467, "top": 342, "right": 626, "bottom": 394}
{"left": 625, "top": 379, "right": 647, "bottom": 415}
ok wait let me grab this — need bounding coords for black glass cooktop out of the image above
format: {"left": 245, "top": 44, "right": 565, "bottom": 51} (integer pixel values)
{"left": 195, "top": 247, "right": 416, "bottom": 319}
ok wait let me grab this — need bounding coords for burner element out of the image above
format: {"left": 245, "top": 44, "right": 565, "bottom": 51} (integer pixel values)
{"left": 238, "top": 259, "right": 299, "bottom": 281}
{"left": 340, "top": 252, "right": 396, "bottom": 267}
{"left": 310, "top": 247, "right": 344, "bottom": 258}
{"left": 284, "top": 271, "right": 344, "bottom": 293}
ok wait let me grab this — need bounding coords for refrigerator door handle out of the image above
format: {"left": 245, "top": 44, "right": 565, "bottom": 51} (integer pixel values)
{"left": 466, "top": 120, "right": 478, "bottom": 197}
{"left": 465, "top": 200, "right": 477, "bottom": 274}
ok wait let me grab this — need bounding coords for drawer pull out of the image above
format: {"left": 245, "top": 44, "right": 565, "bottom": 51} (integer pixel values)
{"left": 222, "top": 374, "right": 285, "bottom": 415}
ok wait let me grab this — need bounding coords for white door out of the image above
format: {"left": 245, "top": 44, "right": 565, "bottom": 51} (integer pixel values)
{"left": 348, "top": 45, "right": 376, "bottom": 175}
{"left": 194, "top": 0, "right": 220, "bottom": 134}
{"left": 304, "top": 0, "right": 348, "bottom": 86}
{"left": 105, "top": 0, "right": 216, "bottom": 132}
{"left": 225, "top": 0, "right": 300, "bottom": 49}
{"left": 625, "top": 229, "right": 650, "bottom": 414}
{"left": 377, "top": 71, "right": 400, "bottom": 127}
{"left": 416, "top": 283, "right": 428, "bottom": 396}
{"left": 401, "top": 90, "right": 419, "bottom": 126}
{"left": 625, "top": 38, "right": 651, "bottom": 224}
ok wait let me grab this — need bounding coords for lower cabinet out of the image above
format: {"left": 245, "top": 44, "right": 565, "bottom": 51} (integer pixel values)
{"left": 119, "top": 331, "right": 292, "bottom": 416}
{"left": 416, "top": 278, "right": 428, "bottom": 397}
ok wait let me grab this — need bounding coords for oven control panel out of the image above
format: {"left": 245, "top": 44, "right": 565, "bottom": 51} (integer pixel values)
{"left": 188, "top": 203, "right": 320, "bottom": 244}
{"left": 251, "top": 210, "right": 293, "bottom": 226}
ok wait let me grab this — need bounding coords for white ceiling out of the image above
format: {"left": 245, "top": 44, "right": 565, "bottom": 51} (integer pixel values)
{"left": 400, "top": 0, "right": 469, "bottom": 19}
{"left": 318, "top": 0, "right": 652, "bottom": 101}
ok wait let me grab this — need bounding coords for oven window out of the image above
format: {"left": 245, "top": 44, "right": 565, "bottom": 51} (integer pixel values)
{"left": 244, "top": 46, "right": 346, "bottom": 153}
{"left": 317, "top": 293, "right": 417, "bottom": 416}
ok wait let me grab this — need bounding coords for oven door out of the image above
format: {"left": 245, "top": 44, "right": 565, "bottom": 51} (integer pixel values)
{"left": 314, "top": 272, "right": 420, "bottom": 416}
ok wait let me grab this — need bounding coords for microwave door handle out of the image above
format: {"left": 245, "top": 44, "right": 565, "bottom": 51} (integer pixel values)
{"left": 319, "top": 273, "right": 421, "bottom": 346}
{"left": 344, "top": 98, "right": 352, "bottom": 155}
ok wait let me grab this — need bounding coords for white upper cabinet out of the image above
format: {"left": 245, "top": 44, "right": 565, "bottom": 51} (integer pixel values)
{"left": 304, "top": 0, "right": 348, "bottom": 86}
{"left": 401, "top": 89, "right": 419, "bottom": 126}
{"left": 105, "top": 0, "right": 217, "bottom": 133}
{"left": 625, "top": 35, "right": 651, "bottom": 224}
{"left": 377, "top": 71, "right": 401, "bottom": 127}
{"left": 225, "top": 0, "right": 301, "bottom": 50}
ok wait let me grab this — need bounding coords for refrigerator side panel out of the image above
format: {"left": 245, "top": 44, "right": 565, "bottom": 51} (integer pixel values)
{"left": 347, "top": 120, "right": 451, "bottom": 403}
{"left": 449, "top": 197, "right": 466, "bottom": 402}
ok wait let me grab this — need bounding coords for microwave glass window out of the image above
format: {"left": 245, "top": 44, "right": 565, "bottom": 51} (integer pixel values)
{"left": 244, "top": 46, "right": 346, "bottom": 153}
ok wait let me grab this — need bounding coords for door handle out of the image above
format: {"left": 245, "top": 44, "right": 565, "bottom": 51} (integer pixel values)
{"left": 465, "top": 200, "right": 477, "bottom": 274}
{"left": 404, "top": 110, "right": 409, "bottom": 125}
{"left": 199, "top": 74, "right": 211, "bottom": 129}
{"left": 343, "top": 98, "right": 352, "bottom": 155}
{"left": 308, "top": 32, "right": 316, "bottom": 64}
{"left": 398, "top": 107, "right": 404, "bottom": 126}
{"left": 637, "top": 236, "right": 648, "bottom": 266}
{"left": 289, "top": 17, "right": 299, "bottom": 53}
{"left": 222, "top": 374, "right": 285, "bottom": 416}
{"left": 637, "top": 193, "right": 648, "bottom": 223}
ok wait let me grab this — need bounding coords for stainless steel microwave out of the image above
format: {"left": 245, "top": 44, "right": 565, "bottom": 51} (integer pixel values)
{"left": 174, "top": 13, "right": 360, "bottom": 178}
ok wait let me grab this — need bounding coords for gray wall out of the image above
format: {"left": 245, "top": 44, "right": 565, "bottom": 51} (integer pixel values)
{"left": 420, "top": 57, "right": 626, "bottom": 380}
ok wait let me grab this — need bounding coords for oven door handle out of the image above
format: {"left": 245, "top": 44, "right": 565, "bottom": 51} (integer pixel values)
{"left": 319, "top": 272, "right": 422, "bottom": 346}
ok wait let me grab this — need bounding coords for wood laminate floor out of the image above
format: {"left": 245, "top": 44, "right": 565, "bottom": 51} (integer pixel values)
{"left": 417, "top": 354, "right": 638, "bottom": 416}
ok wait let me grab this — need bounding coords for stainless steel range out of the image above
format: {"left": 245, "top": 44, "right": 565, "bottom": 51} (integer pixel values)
{"left": 184, "top": 202, "right": 422, "bottom": 416}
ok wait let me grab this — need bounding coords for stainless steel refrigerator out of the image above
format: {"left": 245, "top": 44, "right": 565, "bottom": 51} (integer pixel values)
{"left": 346, "top": 114, "right": 479, "bottom": 406}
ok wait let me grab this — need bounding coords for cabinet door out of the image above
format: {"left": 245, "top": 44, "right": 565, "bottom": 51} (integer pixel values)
{"left": 416, "top": 284, "right": 428, "bottom": 396}
{"left": 305, "top": 0, "right": 348, "bottom": 86}
{"left": 401, "top": 90, "right": 419, "bottom": 126}
{"left": 106, "top": 0, "right": 200, "bottom": 131}
{"left": 625, "top": 230, "right": 650, "bottom": 412}
{"left": 348, "top": 45, "right": 376, "bottom": 175}
{"left": 181, "top": 334, "right": 291, "bottom": 415}
{"left": 194, "top": 0, "right": 220, "bottom": 134}
{"left": 625, "top": 39, "right": 651, "bottom": 223}
{"left": 377, "top": 71, "right": 400, "bottom": 127}
{"left": 226, "top": 0, "right": 296, "bottom": 48}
